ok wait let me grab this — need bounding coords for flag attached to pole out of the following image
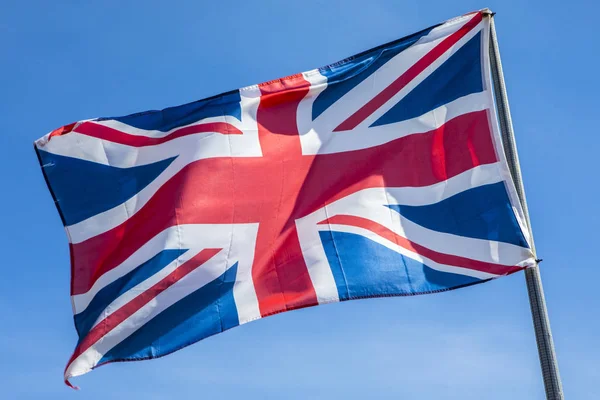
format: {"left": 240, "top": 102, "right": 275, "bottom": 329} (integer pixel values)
{"left": 34, "top": 10, "right": 535, "bottom": 387}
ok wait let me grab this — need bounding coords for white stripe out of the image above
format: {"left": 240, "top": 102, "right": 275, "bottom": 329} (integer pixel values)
{"left": 383, "top": 162, "right": 503, "bottom": 206}
{"left": 296, "top": 205, "right": 340, "bottom": 305}
{"left": 95, "top": 114, "right": 242, "bottom": 139}
{"left": 478, "top": 17, "right": 532, "bottom": 248}
{"left": 385, "top": 214, "right": 533, "bottom": 267}
{"left": 300, "top": 91, "right": 490, "bottom": 155}
{"left": 317, "top": 223, "right": 498, "bottom": 280}
{"left": 229, "top": 226, "right": 262, "bottom": 324}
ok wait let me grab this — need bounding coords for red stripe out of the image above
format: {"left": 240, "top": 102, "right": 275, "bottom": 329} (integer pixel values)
{"left": 253, "top": 74, "right": 319, "bottom": 315}
{"left": 65, "top": 248, "right": 221, "bottom": 382}
{"left": 74, "top": 120, "right": 242, "bottom": 147}
{"left": 48, "top": 122, "right": 77, "bottom": 140}
{"left": 319, "top": 215, "right": 523, "bottom": 276}
{"left": 334, "top": 12, "right": 483, "bottom": 132}
{"left": 288, "top": 110, "right": 498, "bottom": 207}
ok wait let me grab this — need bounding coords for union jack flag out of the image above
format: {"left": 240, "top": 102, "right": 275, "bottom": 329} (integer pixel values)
{"left": 34, "top": 10, "right": 535, "bottom": 387}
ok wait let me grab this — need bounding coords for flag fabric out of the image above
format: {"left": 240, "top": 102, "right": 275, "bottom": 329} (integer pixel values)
{"left": 34, "top": 10, "right": 535, "bottom": 387}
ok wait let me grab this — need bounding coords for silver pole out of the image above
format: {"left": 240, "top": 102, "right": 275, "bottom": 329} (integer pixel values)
{"left": 486, "top": 13, "right": 564, "bottom": 400}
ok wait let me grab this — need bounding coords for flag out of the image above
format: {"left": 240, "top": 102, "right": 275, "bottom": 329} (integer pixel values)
{"left": 34, "top": 10, "right": 535, "bottom": 387}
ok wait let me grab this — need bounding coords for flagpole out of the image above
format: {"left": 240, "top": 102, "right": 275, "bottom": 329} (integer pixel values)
{"left": 485, "top": 11, "right": 564, "bottom": 400}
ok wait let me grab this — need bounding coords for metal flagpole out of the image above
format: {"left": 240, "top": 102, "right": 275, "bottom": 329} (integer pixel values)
{"left": 485, "top": 11, "right": 564, "bottom": 400}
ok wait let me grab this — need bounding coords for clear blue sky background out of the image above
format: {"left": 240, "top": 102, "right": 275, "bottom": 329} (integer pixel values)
{"left": 1, "top": 1, "right": 597, "bottom": 398}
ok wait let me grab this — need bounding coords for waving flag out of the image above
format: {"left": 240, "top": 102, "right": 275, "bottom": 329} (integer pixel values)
{"left": 34, "top": 10, "right": 535, "bottom": 387}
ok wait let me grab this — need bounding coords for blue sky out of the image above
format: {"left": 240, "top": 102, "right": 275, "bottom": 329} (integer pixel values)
{"left": 1, "top": 1, "right": 597, "bottom": 398}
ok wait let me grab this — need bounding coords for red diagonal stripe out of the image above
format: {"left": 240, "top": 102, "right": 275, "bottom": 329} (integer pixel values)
{"left": 318, "top": 214, "right": 523, "bottom": 276}
{"left": 48, "top": 122, "right": 77, "bottom": 140}
{"left": 75, "top": 120, "right": 242, "bottom": 147}
{"left": 333, "top": 12, "right": 483, "bottom": 132}
{"left": 65, "top": 248, "right": 221, "bottom": 384}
